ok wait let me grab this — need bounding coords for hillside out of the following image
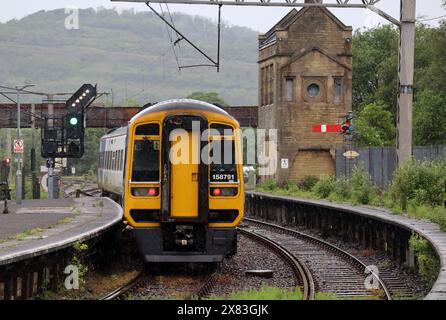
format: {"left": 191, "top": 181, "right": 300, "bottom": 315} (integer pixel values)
{"left": 0, "top": 8, "right": 259, "bottom": 105}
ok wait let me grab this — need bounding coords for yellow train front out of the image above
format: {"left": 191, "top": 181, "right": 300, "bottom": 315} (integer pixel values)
{"left": 100, "top": 99, "right": 244, "bottom": 263}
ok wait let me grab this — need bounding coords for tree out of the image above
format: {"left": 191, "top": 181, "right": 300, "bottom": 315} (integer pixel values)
{"left": 414, "top": 90, "right": 446, "bottom": 146}
{"left": 354, "top": 102, "right": 396, "bottom": 147}
{"left": 352, "top": 25, "right": 399, "bottom": 113}
{"left": 186, "top": 92, "right": 229, "bottom": 107}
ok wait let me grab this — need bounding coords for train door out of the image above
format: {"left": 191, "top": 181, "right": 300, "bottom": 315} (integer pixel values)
{"left": 170, "top": 129, "right": 199, "bottom": 217}
{"left": 162, "top": 115, "right": 209, "bottom": 222}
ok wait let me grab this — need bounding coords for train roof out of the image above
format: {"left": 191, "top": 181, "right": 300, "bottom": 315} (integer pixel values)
{"left": 100, "top": 126, "right": 127, "bottom": 140}
{"left": 130, "top": 99, "right": 235, "bottom": 123}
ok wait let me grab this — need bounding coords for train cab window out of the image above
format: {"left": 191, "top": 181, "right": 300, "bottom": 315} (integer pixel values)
{"left": 135, "top": 123, "right": 160, "bottom": 136}
{"left": 131, "top": 140, "right": 160, "bottom": 182}
{"left": 210, "top": 140, "right": 238, "bottom": 183}
{"left": 210, "top": 124, "right": 234, "bottom": 136}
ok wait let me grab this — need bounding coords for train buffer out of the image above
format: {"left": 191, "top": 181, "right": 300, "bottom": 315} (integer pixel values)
{"left": 0, "top": 197, "right": 122, "bottom": 266}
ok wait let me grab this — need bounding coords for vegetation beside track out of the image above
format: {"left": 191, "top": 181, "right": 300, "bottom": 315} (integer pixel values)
{"left": 256, "top": 159, "right": 446, "bottom": 232}
{"left": 255, "top": 159, "right": 445, "bottom": 290}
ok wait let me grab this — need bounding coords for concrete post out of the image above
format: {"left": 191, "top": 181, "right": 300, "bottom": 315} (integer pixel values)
{"left": 31, "top": 103, "right": 39, "bottom": 199}
{"left": 6, "top": 129, "right": 12, "bottom": 182}
{"left": 47, "top": 95, "right": 55, "bottom": 199}
{"left": 397, "top": 0, "right": 416, "bottom": 166}
{"left": 15, "top": 88, "right": 22, "bottom": 204}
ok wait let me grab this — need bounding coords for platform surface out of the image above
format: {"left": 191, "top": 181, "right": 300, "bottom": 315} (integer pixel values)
{"left": 0, "top": 197, "right": 123, "bottom": 266}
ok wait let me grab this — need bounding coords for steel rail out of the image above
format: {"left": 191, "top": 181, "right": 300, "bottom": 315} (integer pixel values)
{"left": 238, "top": 227, "right": 315, "bottom": 300}
{"left": 100, "top": 272, "right": 145, "bottom": 300}
{"left": 243, "top": 217, "right": 392, "bottom": 300}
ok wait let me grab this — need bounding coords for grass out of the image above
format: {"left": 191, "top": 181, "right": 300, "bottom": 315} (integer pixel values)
{"left": 207, "top": 286, "right": 379, "bottom": 300}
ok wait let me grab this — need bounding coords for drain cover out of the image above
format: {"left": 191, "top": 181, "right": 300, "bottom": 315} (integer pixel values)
{"left": 245, "top": 270, "right": 274, "bottom": 278}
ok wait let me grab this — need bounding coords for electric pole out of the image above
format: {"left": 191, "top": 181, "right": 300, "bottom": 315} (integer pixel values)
{"left": 397, "top": 0, "right": 416, "bottom": 166}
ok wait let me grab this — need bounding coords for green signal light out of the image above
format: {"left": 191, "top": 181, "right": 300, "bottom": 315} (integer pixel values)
{"left": 69, "top": 117, "right": 79, "bottom": 126}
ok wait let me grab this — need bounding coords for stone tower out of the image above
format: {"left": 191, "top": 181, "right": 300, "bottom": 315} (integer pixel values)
{"left": 258, "top": 3, "right": 352, "bottom": 183}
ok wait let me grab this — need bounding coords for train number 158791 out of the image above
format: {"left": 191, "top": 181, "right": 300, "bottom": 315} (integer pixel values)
{"left": 211, "top": 173, "right": 235, "bottom": 182}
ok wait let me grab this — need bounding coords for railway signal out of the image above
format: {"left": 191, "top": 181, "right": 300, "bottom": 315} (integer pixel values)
{"left": 41, "top": 84, "right": 97, "bottom": 158}
{"left": 64, "top": 84, "right": 96, "bottom": 157}
{"left": 65, "top": 84, "right": 96, "bottom": 140}
{"left": 340, "top": 112, "right": 354, "bottom": 140}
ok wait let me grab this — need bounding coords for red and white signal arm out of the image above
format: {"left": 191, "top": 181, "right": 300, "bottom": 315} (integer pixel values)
{"left": 312, "top": 124, "right": 342, "bottom": 133}
{"left": 13, "top": 139, "right": 24, "bottom": 154}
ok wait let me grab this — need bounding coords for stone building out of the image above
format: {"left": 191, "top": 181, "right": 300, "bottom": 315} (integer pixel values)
{"left": 258, "top": 2, "right": 353, "bottom": 183}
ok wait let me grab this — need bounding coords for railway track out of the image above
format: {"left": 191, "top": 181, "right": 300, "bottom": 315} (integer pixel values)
{"left": 61, "top": 178, "right": 102, "bottom": 198}
{"left": 100, "top": 268, "right": 219, "bottom": 300}
{"left": 238, "top": 228, "right": 315, "bottom": 300}
{"left": 242, "top": 217, "right": 392, "bottom": 300}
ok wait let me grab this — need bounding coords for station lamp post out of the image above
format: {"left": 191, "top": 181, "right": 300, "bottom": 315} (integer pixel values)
{"left": 16, "top": 84, "right": 35, "bottom": 204}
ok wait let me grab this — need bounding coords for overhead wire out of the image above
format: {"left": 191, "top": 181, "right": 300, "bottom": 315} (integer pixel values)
{"left": 159, "top": 4, "right": 181, "bottom": 71}
{"left": 418, "top": 14, "right": 446, "bottom": 22}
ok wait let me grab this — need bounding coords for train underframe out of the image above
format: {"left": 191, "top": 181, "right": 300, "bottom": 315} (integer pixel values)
{"left": 134, "top": 225, "right": 237, "bottom": 263}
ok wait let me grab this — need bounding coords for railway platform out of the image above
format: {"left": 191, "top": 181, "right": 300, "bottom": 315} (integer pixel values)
{"left": 0, "top": 197, "right": 123, "bottom": 266}
{"left": 246, "top": 192, "right": 446, "bottom": 300}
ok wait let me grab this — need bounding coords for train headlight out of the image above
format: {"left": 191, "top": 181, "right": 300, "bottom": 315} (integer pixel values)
{"left": 210, "top": 187, "right": 238, "bottom": 197}
{"left": 131, "top": 187, "right": 159, "bottom": 197}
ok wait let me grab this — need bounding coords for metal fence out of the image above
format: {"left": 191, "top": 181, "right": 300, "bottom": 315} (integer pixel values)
{"left": 335, "top": 146, "right": 446, "bottom": 189}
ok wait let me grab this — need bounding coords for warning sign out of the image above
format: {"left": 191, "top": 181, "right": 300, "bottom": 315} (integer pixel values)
{"left": 14, "top": 139, "right": 24, "bottom": 154}
{"left": 281, "top": 158, "right": 289, "bottom": 169}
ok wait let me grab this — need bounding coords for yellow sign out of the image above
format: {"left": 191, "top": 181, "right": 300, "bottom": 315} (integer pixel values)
{"left": 343, "top": 150, "right": 360, "bottom": 160}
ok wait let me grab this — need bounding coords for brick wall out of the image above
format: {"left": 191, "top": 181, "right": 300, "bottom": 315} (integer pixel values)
{"left": 290, "top": 150, "right": 335, "bottom": 181}
{"left": 258, "top": 7, "right": 352, "bottom": 183}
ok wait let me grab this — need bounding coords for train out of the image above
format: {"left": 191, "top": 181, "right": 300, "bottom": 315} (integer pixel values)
{"left": 98, "top": 99, "right": 244, "bottom": 263}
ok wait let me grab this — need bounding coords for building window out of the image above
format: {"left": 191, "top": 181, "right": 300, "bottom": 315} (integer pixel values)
{"left": 260, "top": 64, "right": 274, "bottom": 106}
{"left": 285, "top": 77, "right": 294, "bottom": 102}
{"left": 268, "top": 65, "right": 274, "bottom": 105}
{"left": 334, "top": 77, "right": 343, "bottom": 103}
{"left": 307, "top": 83, "right": 320, "bottom": 98}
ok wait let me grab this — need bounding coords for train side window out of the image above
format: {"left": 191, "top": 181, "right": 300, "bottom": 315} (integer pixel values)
{"left": 210, "top": 140, "right": 238, "bottom": 183}
{"left": 105, "top": 151, "right": 109, "bottom": 170}
{"left": 135, "top": 123, "right": 160, "bottom": 136}
{"left": 131, "top": 140, "right": 160, "bottom": 182}
{"left": 120, "top": 150, "right": 123, "bottom": 171}
{"left": 118, "top": 150, "right": 121, "bottom": 171}
{"left": 119, "top": 150, "right": 123, "bottom": 171}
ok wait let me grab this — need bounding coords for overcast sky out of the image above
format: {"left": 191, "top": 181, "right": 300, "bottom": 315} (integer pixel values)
{"left": 0, "top": 0, "right": 445, "bottom": 32}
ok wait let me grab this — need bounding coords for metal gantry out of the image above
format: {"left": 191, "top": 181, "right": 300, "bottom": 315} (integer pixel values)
{"left": 113, "top": 0, "right": 382, "bottom": 8}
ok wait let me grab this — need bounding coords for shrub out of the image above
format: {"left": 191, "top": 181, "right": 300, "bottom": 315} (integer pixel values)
{"left": 332, "top": 176, "right": 352, "bottom": 201}
{"left": 350, "top": 166, "right": 376, "bottom": 205}
{"left": 284, "top": 181, "right": 299, "bottom": 194}
{"left": 298, "top": 176, "right": 319, "bottom": 191}
{"left": 257, "top": 179, "right": 279, "bottom": 192}
{"left": 409, "top": 234, "right": 441, "bottom": 287}
{"left": 312, "top": 176, "right": 336, "bottom": 198}
{"left": 390, "top": 160, "right": 446, "bottom": 210}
